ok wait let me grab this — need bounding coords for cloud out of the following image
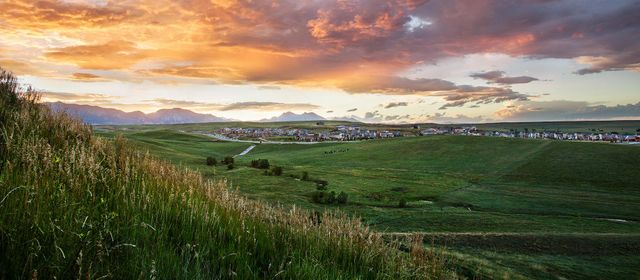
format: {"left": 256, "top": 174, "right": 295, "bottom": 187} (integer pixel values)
{"left": 41, "top": 91, "right": 117, "bottom": 103}
{"left": 470, "top": 70, "right": 538, "bottom": 85}
{"left": 1, "top": 0, "right": 639, "bottom": 97}
{"left": 384, "top": 101, "right": 408, "bottom": 108}
{"left": 347, "top": 108, "right": 358, "bottom": 112}
{"left": 495, "top": 100, "right": 640, "bottom": 121}
{"left": 45, "top": 40, "right": 148, "bottom": 70}
{"left": 326, "top": 110, "right": 334, "bottom": 113}
{"left": 149, "top": 99, "right": 319, "bottom": 112}
{"left": 421, "top": 112, "right": 487, "bottom": 124}
{"left": 70, "top": 72, "right": 110, "bottom": 82}
{"left": 218, "top": 102, "right": 320, "bottom": 111}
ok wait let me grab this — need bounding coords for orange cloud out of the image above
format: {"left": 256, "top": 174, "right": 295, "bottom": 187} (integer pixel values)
{"left": 0, "top": 0, "right": 638, "bottom": 104}
{"left": 45, "top": 40, "right": 148, "bottom": 70}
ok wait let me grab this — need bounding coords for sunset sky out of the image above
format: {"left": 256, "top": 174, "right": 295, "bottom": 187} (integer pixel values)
{"left": 1, "top": 0, "right": 639, "bottom": 122}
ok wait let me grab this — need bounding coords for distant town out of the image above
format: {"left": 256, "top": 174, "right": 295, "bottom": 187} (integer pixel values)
{"left": 204, "top": 124, "right": 640, "bottom": 144}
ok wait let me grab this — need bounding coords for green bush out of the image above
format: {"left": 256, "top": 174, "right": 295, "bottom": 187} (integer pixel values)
{"left": 398, "top": 198, "right": 407, "bottom": 208}
{"left": 337, "top": 191, "right": 348, "bottom": 204}
{"left": 227, "top": 163, "right": 235, "bottom": 170}
{"left": 301, "top": 171, "right": 309, "bottom": 181}
{"left": 221, "top": 156, "right": 234, "bottom": 165}
{"left": 251, "top": 159, "right": 270, "bottom": 169}
{"left": 206, "top": 156, "right": 217, "bottom": 166}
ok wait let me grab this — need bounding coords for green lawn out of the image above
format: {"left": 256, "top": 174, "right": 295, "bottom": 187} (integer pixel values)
{"left": 97, "top": 126, "right": 640, "bottom": 279}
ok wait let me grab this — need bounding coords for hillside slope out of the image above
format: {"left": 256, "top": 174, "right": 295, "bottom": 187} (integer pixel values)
{"left": 0, "top": 69, "right": 453, "bottom": 279}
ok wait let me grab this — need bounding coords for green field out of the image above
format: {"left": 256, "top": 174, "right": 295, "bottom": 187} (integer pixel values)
{"left": 96, "top": 124, "right": 640, "bottom": 279}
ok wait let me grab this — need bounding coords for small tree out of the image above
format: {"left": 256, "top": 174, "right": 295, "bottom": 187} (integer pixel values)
{"left": 316, "top": 184, "right": 327, "bottom": 191}
{"left": 206, "top": 156, "right": 217, "bottom": 166}
{"left": 227, "top": 163, "right": 235, "bottom": 170}
{"left": 337, "top": 191, "right": 348, "bottom": 204}
{"left": 301, "top": 171, "right": 309, "bottom": 181}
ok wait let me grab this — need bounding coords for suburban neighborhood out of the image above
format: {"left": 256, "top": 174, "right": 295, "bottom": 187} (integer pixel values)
{"left": 200, "top": 124, "right": 640, "bottom": 144}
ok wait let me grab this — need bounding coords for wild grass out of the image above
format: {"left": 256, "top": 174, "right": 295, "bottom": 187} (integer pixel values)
{"left": 0, "top": 68, "right": 454, "bottom": 279}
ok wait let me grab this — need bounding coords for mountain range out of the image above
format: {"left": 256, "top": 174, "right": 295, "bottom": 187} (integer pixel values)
{"left": 46, "top": 102, "right": 232, "bottom": 125}
{"left": 45, "top": 102, "right": 348, "bottom": 125}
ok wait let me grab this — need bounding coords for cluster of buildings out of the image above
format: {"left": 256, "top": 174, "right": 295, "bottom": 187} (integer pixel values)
{"left": 215, "top": 126, "right": 402, "bottom": 142}
{"left": 419, "top": 126, "right": 640, "bottom": 143}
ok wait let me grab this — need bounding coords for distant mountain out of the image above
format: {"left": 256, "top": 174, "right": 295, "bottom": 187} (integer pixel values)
{"left": 260, "top": 111, "right": 326, "bottom": 122}
{"left": 330, "top": 115, "right": 362, "bottom": 123}
{"left": 46, "top": 102, "right": 232, "bottom": 125}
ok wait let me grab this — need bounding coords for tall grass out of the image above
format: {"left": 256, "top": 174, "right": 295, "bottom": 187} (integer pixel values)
{"left": 0, "top": 68, "right": 454, "bottom": 279}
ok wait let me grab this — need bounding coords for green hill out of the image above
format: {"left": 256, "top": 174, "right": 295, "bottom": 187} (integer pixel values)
{"left": 0, "top": 70, "right": 452, "bottom": 278}
{"left": 97, "top": 123, "right": 640, "bottom": 279}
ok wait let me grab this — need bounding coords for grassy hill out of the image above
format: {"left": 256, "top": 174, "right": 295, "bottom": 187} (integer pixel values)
{"left": 96, "top": 123, "right": 640, "bottom": 279}
{"left": 0, "top": 70, "right": 454, "bottom": 279}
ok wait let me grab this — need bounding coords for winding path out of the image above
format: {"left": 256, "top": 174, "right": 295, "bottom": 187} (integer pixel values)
{"left": 235, "top": 145, "right": 256, "bottom": 157}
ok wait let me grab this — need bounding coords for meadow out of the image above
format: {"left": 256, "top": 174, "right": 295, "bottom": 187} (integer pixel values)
{"left": 96, "top": 123, "right": 640, "bottom": 279}
{"left": 0, "top": 69, "right": 453, "bottom": 279}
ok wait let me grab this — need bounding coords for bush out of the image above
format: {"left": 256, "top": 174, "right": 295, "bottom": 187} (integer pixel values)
{"left": 301, "top": 171, "right": 309, "bottom": 181}
{"left": 398, "top": 198, "right": 407, "bottom": 208}
{"left": 315, "top": 179, "right": 328, "bottom": 187}
{"left": 227, "top": 163, "right": 235, "bottom": 170}
{"left": 251, "top": 159, "right": 270, "bottom": 169}
{"left": 312, "top": 191, "right": 347, "bottom": 205}
{"left": 206, "top": 156, "right": 217, "bottom": 166}
{"left": 264, "top": 165, "right": 283, "bottom": 176}
{"left": 337, "top": 191, "right": 348, "bottom": 204}
{"left": 316, "top": 184, "right": 327, "bottom": 191}
{"left": 221, "top": 156, "right": 234, "bottom": 165}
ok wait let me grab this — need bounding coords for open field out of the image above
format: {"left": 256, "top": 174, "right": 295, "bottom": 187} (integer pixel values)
{"left": 96, "top": 123, "right": 640, "bottom": 279}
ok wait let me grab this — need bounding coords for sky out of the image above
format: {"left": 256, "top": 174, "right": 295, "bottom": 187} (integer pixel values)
{"left": 1, "top": 0, "right": 639, "bottom": 123}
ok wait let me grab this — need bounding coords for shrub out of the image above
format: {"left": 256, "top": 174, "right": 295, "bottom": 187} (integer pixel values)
{"left": 271, "top": 166, "right": 283, "bottom": 176}
{"left": 206, "top": 156, "right": 217, "bottom": 166}
{"left": 251, "top": 159, "right": 270, "bottom": 169}
{"left": 315, "top": 179, "right": 328, "bottom": 187}
{"left": 316, "top": 184, "right": 327, "bottom": 191}
{"left": 301, "top": 171, "right": 309, "bottom": 181}
{"left": 221, "top": 156, "right": 234, "bottom": 165}
{"left": 398, "top": 198, "right": 407, "bottom": 208}
{"left": 227, "top": 163, "right": 235, "bottom": 170}
{"left": 337, "top": 191, "right": 348, "bottom": 204}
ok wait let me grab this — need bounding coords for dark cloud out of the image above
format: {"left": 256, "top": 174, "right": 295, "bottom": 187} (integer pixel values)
{"left": 470, "top": 70, "right": 538, "bottom": 85}
{"left": 422, "top": 112, "right": 487, "bottom": 124}
{"left": 384, "top": 102, "right": 409, "bottom": 108}
{"left": 496, "top": 100, "right": 640, "bottom": 121}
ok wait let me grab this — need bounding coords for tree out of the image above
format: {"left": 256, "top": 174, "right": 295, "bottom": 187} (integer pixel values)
{"left": 301, "top": 171, "right": 309, "bottom": 181}
{"left": 227, "top": 163, "right": 235, "bottom": 170}
{"left": 206, "top": 156, "right": 217, "bottom": 166}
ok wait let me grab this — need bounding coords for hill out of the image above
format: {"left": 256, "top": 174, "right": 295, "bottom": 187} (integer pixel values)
{"left": 46, "top": 102, "right": 232, "bottom": 124}
{"left": 0, "top": 69, "right": 452, "bottom": 278}
{"left": 98, "top": 124, "right": 640, "bottom": 279}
